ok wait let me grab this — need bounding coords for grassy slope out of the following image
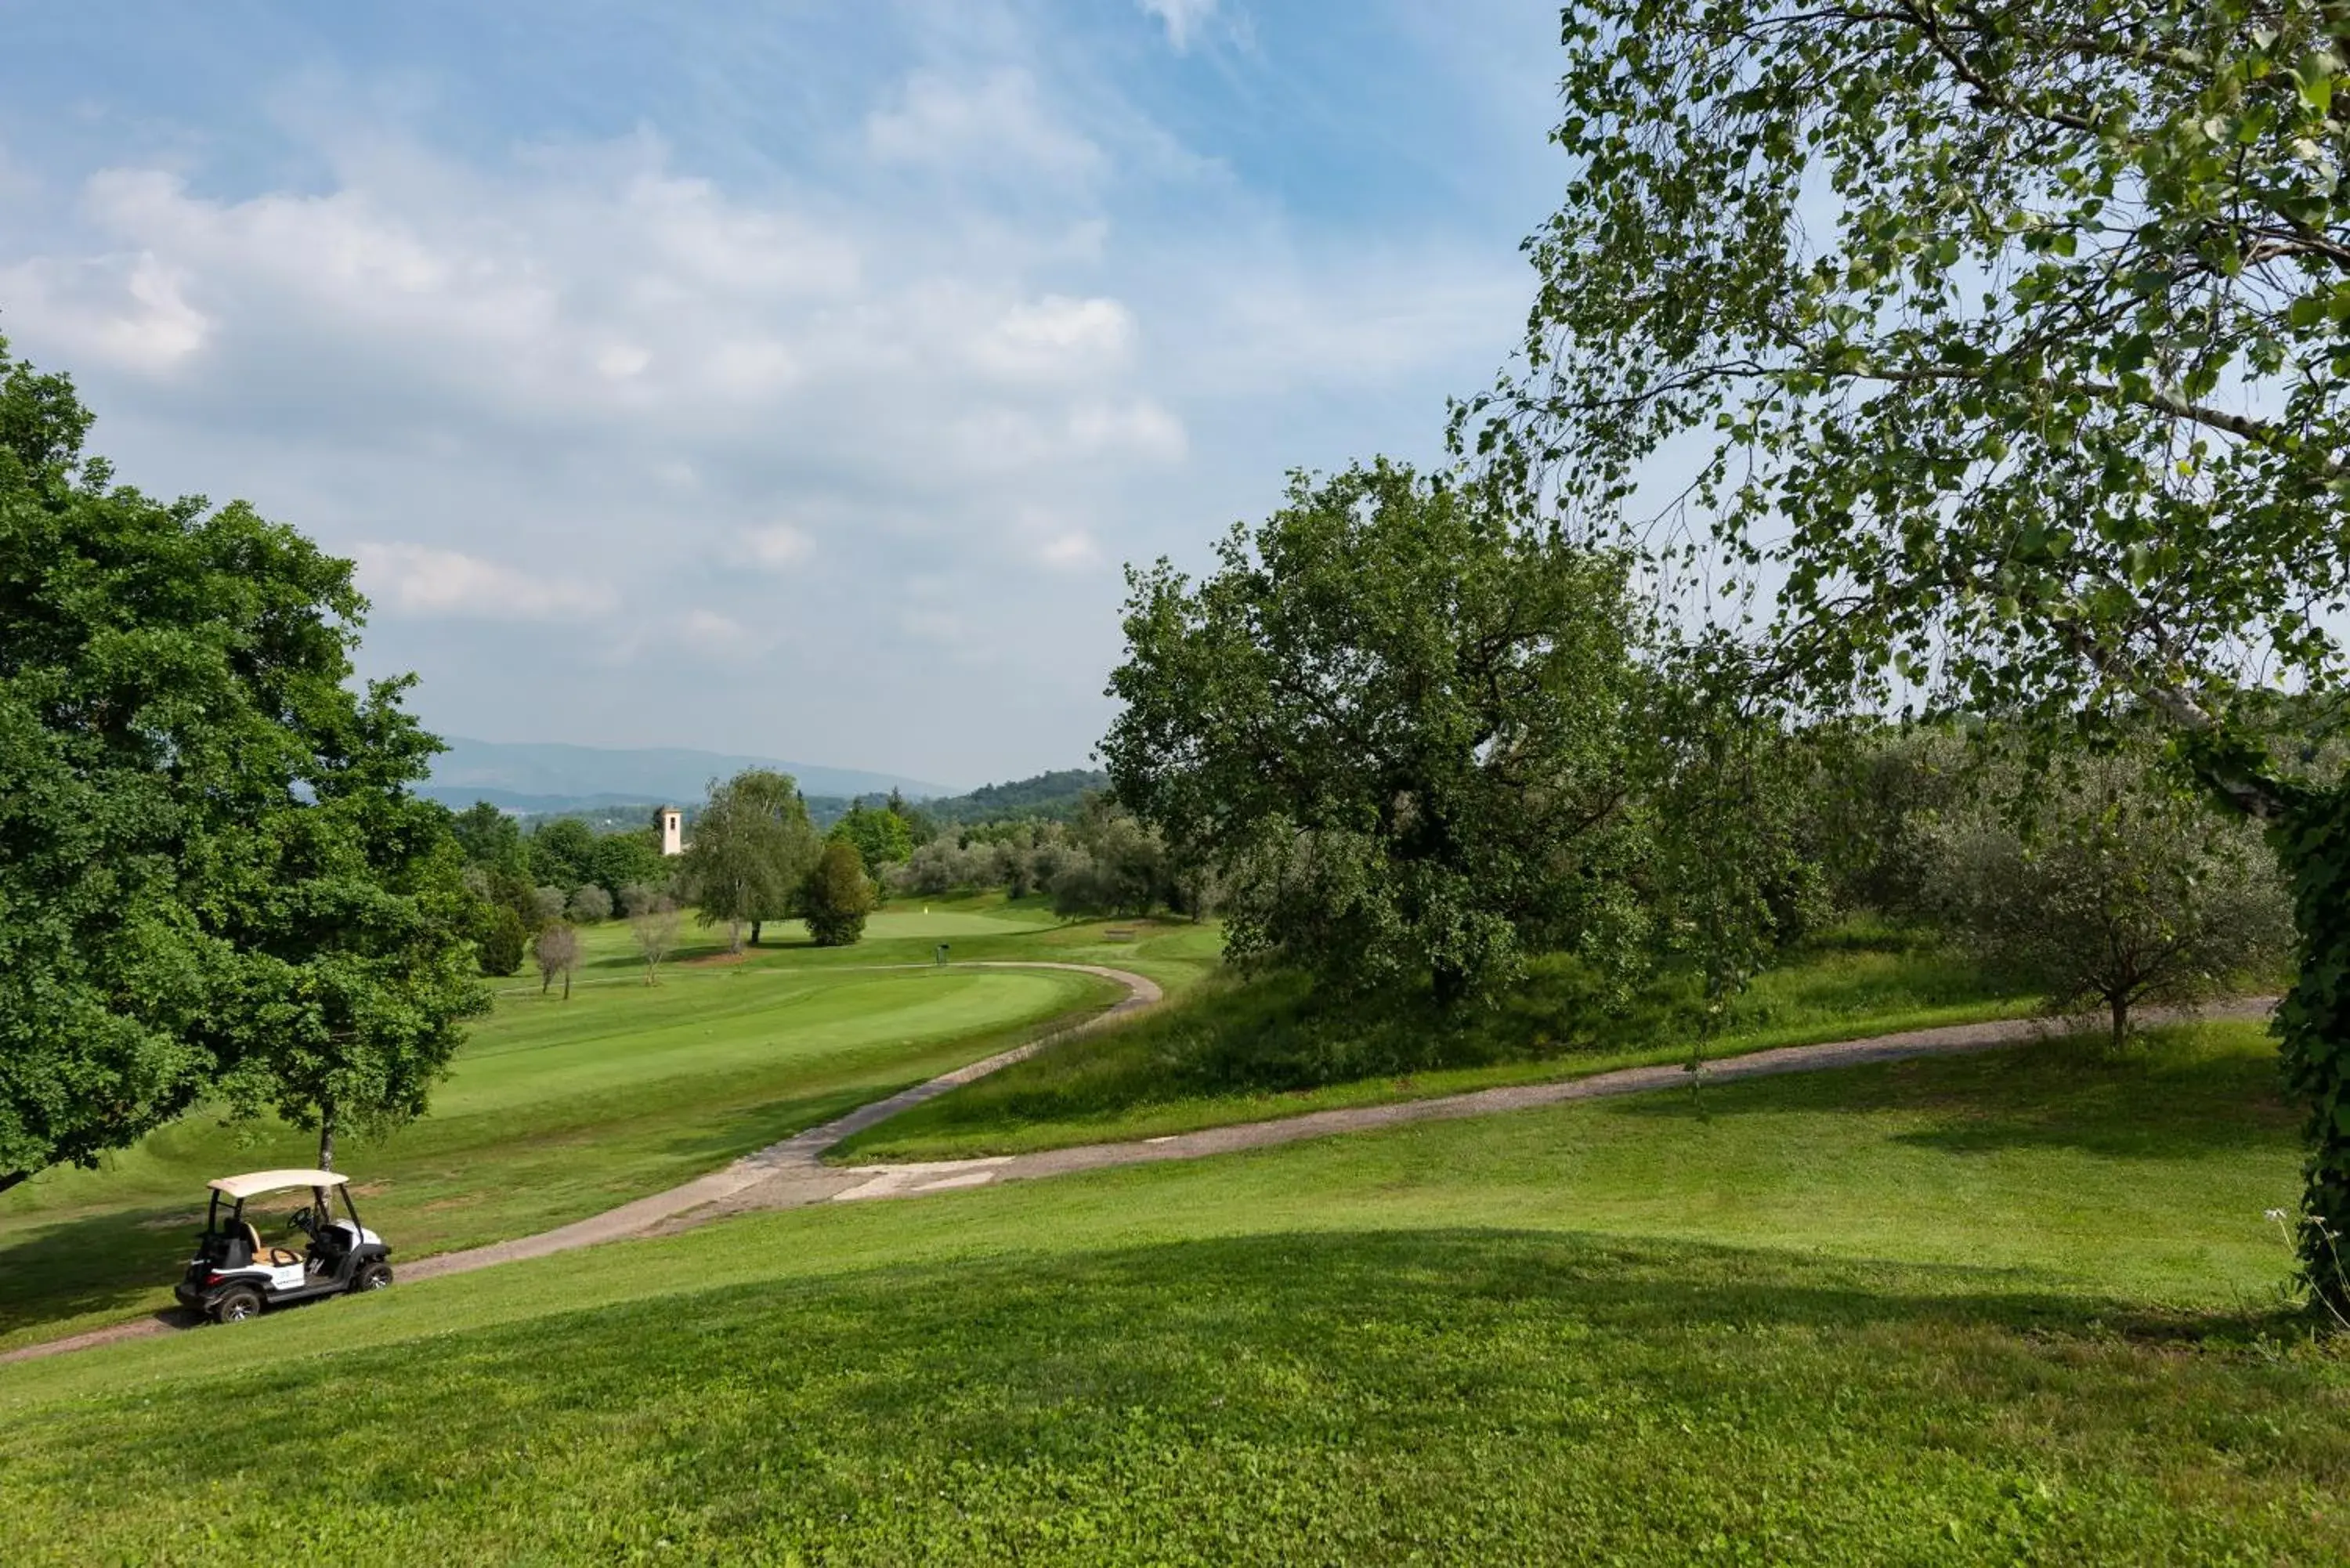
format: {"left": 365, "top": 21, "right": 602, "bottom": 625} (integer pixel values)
{"left": 2, "top": 1022, "right": 2339, "bottom": 1563}
{"left": 837, "top": 930, "right": 2051, "bottom": 1161}
{"left": 0, "top": 900, "right": 1156, "bottom": 1352}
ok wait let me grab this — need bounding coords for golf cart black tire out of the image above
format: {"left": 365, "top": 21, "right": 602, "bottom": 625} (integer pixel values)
{"left": 211, "top": 1287, "right": 262, "bottom": 1324}
{"left": 351, "top": 1262, "right": 392, "bottom": 1294}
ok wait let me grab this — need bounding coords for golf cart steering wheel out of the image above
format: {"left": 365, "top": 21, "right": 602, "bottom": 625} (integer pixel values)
{"left": 286, "top": 1205, "right": 313, "bottom": 1236}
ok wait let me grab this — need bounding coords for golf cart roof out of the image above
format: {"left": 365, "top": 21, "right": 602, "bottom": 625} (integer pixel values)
{"left": 208, "top": 1169, "right": 349, "bottom": 1200}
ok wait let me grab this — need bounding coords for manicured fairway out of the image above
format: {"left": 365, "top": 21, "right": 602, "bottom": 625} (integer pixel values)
{"left": 0, "top": 927, "right": 1121, "bottom": 1351}
{"left": 1, "top": 1021, "right": 2337, "bottom": 1563}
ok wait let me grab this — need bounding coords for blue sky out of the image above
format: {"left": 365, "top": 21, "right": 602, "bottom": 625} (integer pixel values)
{"left": 0, "top": 0, "right": 1567, "bottom": 787}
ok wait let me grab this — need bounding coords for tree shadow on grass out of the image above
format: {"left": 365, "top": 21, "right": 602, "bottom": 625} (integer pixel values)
{"left": 0, "top": 1201, "right": 209, "bottom": 1347}
{"left": 1607, "top": 1034, "right": 2300, "bottom": 1160}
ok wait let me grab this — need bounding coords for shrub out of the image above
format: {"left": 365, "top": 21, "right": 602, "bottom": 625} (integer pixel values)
{"left": 477, "top": 905, "right": 527, "bottom": 977}
{"left": 801, "top": 840, "right": 874, "bottom": 947}
{"left": 566, "top": 883, "right": 612, "bottom": 924}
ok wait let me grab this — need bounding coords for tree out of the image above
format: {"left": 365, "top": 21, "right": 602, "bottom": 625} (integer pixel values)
{"left": 890, "top": 834, "right": 998, "bottom": 897}
{"left": 830, "top": 802, "right": 914, "bottom": 883}
{"left": 1050, "top": 795, "right": 1181, "bottom": 917}
{"left": 623, "top": 884, "right": 682, "bottom": 984}
{"left": 476, "top": 903, "right": 527, "bottom": 977}
{"left": 1488, "top": 1, "right": 2350, "bottom": 1301}
{"left": 0, "top": 340, "right": 488, "bottom": 1181}
{"left": 449, "top": 800, "right": 524, "bottom": 876}
{"left": 1928, "top": 746, "right": 2292, "bottom": 1050}
{"left": 532, "top": 923, "right": 583, "bottom": 1000}
{"left": 527, "top": 817, "right": 598, "bottom": 890}
{"left": 566, "top": 883, "right": 613, "bottom": 924}
{"left": 587, "top": 829, "right": 666, "bottom": 909}
{"left": 801, "top": 840, "right": 874, "bottom": 946}
{"left": 682, "top": 769, "right": 819, "bottom": 950}
{"left": 1104, "top": 460, "right": 1653, "bottom": 1006}
{"left": 529, "top": 884, "right": 569, "bottom": 930}
{"left": 885, "top": 786, "right": 937, "bottom": 845}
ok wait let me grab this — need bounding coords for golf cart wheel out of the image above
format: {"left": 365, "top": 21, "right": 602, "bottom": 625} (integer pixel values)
{"left": 352, "top": 1262, "right": 392, "bottom": 1294}
{"left": 211, "top": 1287, "right": 262, "bottom": 1324}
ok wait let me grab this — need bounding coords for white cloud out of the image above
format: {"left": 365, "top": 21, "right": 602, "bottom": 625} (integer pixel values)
{"left": 1139, "top": 0, "right": 1218, "bottom": 51}
{"left": 865, "top": 70, "right": 1105, "bottom": 180}
{"left": 971, "top": 294, "right": 1134, "bottom": 381}
{"left": 1038, "top": 530, "right": 1101, "bottom": 571}
{"left": 0, "top": 249, "right": 209, "bottom": 372}
{"left": 1068, "top": 398, "right": 1187, "bottom": 461}
{"left": 353, "top": 543, "right": 617, "bottom": 620}
{"left": 737, "top": 523, "right": 814, "bottom": 569}
{"left": 674, "top": 608, "right": 768, "bottom": 655}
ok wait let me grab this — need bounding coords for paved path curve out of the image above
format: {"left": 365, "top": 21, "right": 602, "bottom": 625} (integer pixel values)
{"left": 682, "top": 992, "right": 2280, "bottom": 1223}
{"left": 1, "top": 980, "right": 2272, "bottom": 1367}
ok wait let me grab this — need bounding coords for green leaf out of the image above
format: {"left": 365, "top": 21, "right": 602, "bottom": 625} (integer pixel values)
{"left": 2299, "top": 52, "right": 2335, "bottom": 117}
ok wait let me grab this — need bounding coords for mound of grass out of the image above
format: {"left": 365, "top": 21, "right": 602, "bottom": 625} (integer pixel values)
{"left": 841, "top": 924, "right": 2041, "bottom": 1160}
{"left": 0, "top": 1022, "right": 2333, "bottom": 1564}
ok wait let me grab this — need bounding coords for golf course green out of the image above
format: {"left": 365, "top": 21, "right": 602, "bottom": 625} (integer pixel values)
{"left": 0, "top": 901, "right": 1152, "bottom": 1353}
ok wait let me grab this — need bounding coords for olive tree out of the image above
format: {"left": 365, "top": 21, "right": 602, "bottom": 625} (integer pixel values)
{"left": 529, "top": 884, "right": 568, "bottom": 930}
{"left": 1486, "top": 0, "right": 2350, "bottom": 1300}
{"left": 1929, "top": 747, "right": 2292, "bottom": 1048}
{"left": 1104, "top": 459, "right": 1654, "bottom": 1006}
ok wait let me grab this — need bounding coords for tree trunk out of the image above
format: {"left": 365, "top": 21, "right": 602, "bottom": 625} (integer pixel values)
{"left": 562, "top": 970, "right": 572, "bottom": 1001}
{"left": 540, "top": 970, "right": 551, "bottom": 995}
{"left": 317, "top": 1114, "right": 336, "bottom": 1173}
{"left": 2109, "top": 994, "right": 2130, "bottom": 1053}
{"left": 750, "top": 919, "right": 763, "bottom": 947}
{"left": 2269, "top": 784, "right": 2350, "bottom": 1320}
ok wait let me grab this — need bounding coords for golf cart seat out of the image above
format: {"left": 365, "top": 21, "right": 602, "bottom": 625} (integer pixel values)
{"left": 235, "top": 1220, "right": 300, "bottom": 1269}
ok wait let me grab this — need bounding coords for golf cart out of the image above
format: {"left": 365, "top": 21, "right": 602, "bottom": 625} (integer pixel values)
{"left": 174, "top": 1169, "right": 392, "bottom": 1324}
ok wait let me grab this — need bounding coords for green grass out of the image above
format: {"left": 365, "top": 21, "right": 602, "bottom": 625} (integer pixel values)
{"left": 838, "top": 926, "right": 2049, "bottom": 1161}
{"left": 0, "top": 901, "right": 1141, "bottom": 1352}
{"left": 0, "top": 1021, "right": 2336, "bottom": 1563}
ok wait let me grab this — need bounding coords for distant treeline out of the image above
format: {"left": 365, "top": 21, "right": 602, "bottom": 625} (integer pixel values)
{"left": 817, "top": 769, "right": 1108, "bottom": 831}
{"left": 499, "top": 768, "right": 1110, "bottom": 838}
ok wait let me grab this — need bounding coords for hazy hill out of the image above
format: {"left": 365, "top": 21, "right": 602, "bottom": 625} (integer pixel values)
{"left": 923, "top": 769, "right": 1109, "bottom": 825}
{"left": 423, "top": 738, "right": 954, "bottom": 813}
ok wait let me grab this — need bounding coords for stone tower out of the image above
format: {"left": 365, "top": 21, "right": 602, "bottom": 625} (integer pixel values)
{"left": 658, "top": 805, "right": 683, "bottom": 857}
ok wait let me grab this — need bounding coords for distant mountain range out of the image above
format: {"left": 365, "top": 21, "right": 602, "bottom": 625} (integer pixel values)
{"left": 421, "top": 738, "right": 956, "bottom": 813}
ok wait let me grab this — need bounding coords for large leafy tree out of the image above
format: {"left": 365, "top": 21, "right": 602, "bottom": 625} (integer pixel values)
{"left": 526, "top": 816, "right": 598, "bottom": 889}
{"left": 1483, "top": 1, "right": 2350, "bottom": 1297}
{"left": 0, "top": 340, "right": 486, "bottom": 1182}
{"left": 683, "top": 768, "right": 819, "bottom": 949}
{"left": 1104, "top": 460, "right": 1654, "bottom": 1005}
